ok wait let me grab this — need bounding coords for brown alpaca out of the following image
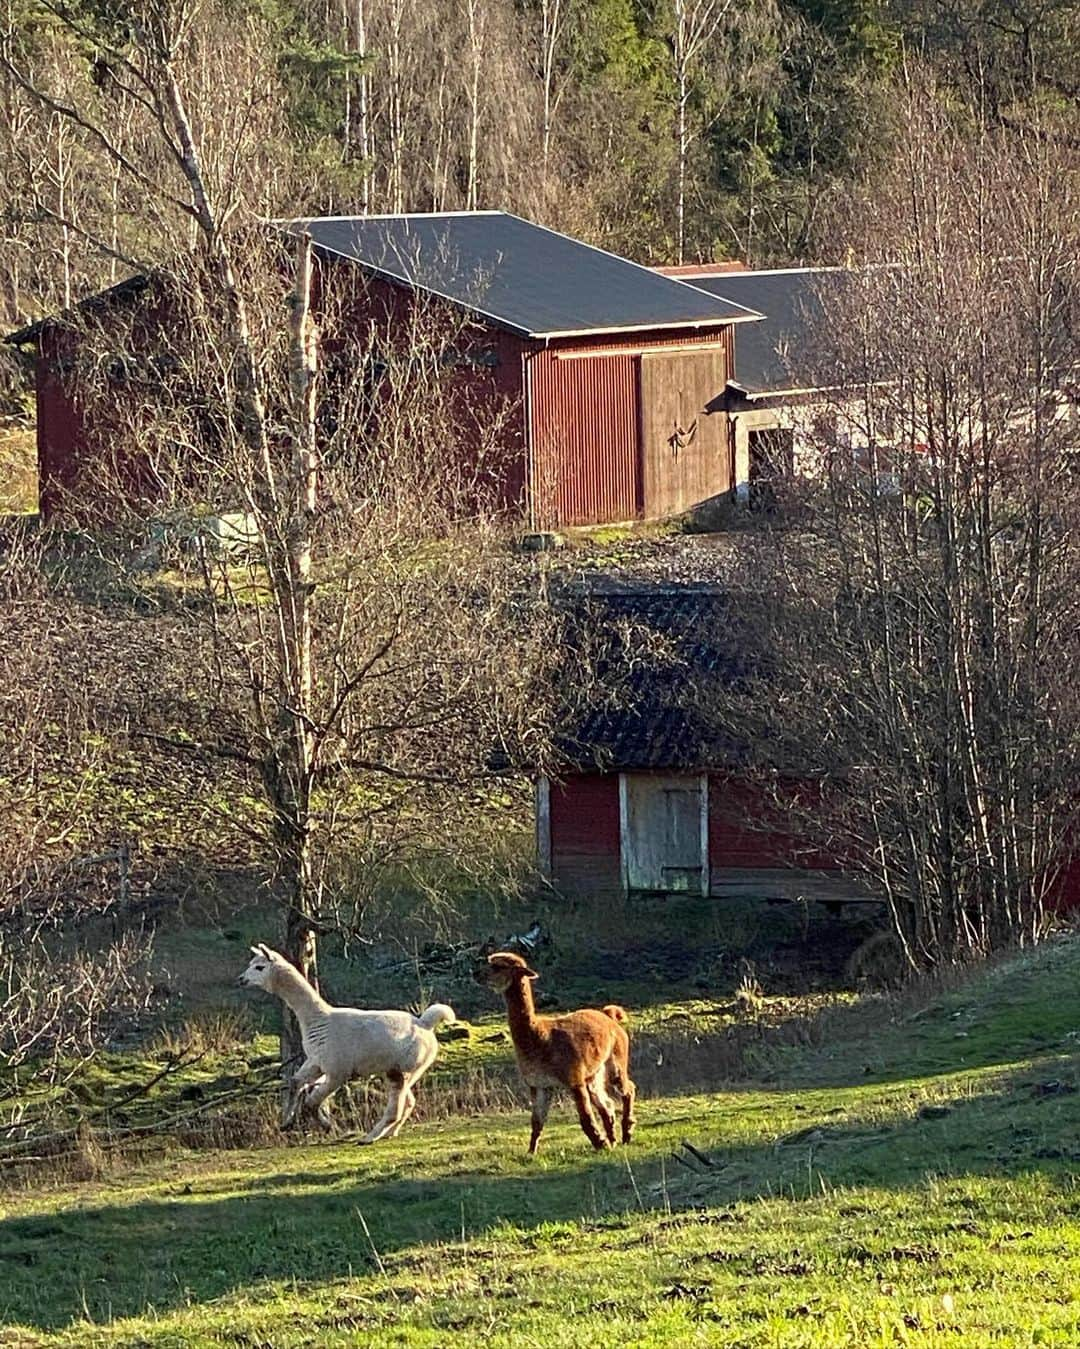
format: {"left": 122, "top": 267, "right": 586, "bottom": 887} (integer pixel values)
{"left": 480, "top": 951, "right": 636, "bottom": 1154}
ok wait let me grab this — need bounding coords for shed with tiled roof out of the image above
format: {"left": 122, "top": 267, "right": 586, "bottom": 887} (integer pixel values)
{"left": 539, "top": 581, "right": 878, "bottom": 905}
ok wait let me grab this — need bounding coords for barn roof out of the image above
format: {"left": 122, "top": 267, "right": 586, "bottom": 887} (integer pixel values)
{"left": 555, "top": 582, "right": 754, "bottom": 772}
{"left": 4, "top": 274, "right": 152, "bottom": 347}
{"left": 678, "top": 267, "right": 846, "bottom": 395}
{"left": 288, "top": 212, "right": 763, "bottom": 340}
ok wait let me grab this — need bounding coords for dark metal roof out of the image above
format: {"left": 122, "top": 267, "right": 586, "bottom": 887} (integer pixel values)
{"left": 680, "top": 268, "right": 846, "bottom": 394}
{"left": 4, "top": 275, "right": 152, "bottom": 346}
{"left": 289, "top": 212, "right": 763, "bottom": 340}
{"left": 555, "top": 582, "right": 754, "bottom": 772}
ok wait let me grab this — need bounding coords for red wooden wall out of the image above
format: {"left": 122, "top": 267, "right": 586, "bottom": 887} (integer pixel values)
{"left": 708, "top": 777, "right": 841, "bottom": 872}
{"left": 334, "top": 268, "right": 529, "bottom": 517}
{"left": 31, "top": 261, "right": 532, "bottom": 524}
{"left": 547, "top": 771, "right": 1080, "bottom": 915}
{"left": 545, "top": 771, "right": 847, "bottom": 900}
{"left": 36, "top": 326, "right": 86, "bottom": 519}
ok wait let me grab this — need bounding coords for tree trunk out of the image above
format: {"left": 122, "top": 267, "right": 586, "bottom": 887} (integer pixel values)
{"left": 279, "top": 232, "right": 321, "bottom": 1116}
{"left": 677, "top": 72, "right": 687, "bottom": 265}
{"left": 540, "top": 0, "right": 562, "bottom": 185}
{"left": 465, "top": 0, "right": 482, "bottom": 211}
{"left": 354, "top": 0, "right": 371, "bottom": 212}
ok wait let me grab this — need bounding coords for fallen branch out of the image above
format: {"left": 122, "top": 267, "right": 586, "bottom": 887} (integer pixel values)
{"left": 679, "top": 1139, "right": 718, "bottom": 1170}
{"left": 0, "top": 1049, "right": 207, "bottom": 1157}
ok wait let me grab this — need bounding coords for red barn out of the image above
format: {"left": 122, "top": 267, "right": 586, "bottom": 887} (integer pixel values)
{"left": 6, "top": 212, "right": 762, "bottom": 528}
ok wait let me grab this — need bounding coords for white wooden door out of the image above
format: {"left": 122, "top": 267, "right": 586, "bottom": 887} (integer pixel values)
{"left": 622, "top": 774, "right": 705, "bottom": 893}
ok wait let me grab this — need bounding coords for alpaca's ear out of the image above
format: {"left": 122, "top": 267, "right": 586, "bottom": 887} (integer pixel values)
{"left": 523, "top": 966, "right": 539, "bottom": 980}
{"left": 250, "top": 946, "right": 262, "bottom": 956}
{"left": 258, "top": 943, "right": 274, "bottom": 959}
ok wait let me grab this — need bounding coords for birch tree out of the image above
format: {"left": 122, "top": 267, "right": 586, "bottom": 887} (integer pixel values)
{"left": 2, "top": 0, "right": 555, "bottom": 1115}
{"left": 667, "top": 0, "right": 733, "bottom": 263}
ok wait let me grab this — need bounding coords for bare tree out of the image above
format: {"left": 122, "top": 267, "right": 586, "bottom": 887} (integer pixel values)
{"left": 668, "top": 0, "right": 733, "bottom": 263}
{"left": 45, "top": 238, "right": 558, "bottom": 1097}
{"left": 724, "top": 83, "right": 1080, "bottom": 966}
{"left": 2, "top": 0, "right": 556, "bottom": 1113}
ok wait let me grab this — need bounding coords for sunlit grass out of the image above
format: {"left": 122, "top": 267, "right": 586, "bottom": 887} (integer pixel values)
{"left": 0, "top": 938, "right": 1077, "bottom": 1346}
{"left": 0, "top": 424, "right": 36, "bottom": 515}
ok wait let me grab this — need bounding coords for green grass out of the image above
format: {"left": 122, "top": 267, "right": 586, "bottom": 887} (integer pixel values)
{"left": 1, "top": 939, "right": 1078, "bottom": 1346}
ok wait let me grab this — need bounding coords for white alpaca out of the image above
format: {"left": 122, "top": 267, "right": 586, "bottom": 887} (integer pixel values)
{"left": 239, "top": 944, "right": 455, "bottom": 1144}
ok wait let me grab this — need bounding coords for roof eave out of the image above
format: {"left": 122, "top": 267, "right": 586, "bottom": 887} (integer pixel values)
{"left": 747, "top": 384, "right": 844, "bottom": 403}
{"left": 530, "top": 312, "right": 762, "bottom": 341}
{"left": 3, "top": 273, "right": 152, "bottom": 348}
{"left": 3, "top": 322, "right": 43, "bottom": 347}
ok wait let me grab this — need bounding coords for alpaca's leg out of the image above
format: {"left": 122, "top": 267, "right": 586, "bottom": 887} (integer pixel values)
{"left": 615, "top": 1072, "right": 636, "bottom": 1145}
{"left": 283, "top": 1058, "right": 324, "bottom": 1128}
{"left": 378, "top": 1071, "right": 416, "bottom": 1137}
{"left": 588, "top": 1070, "right": 617, "bottom": 1145}
{"left": 360, "top": 1069, "right": 406, "bottom": 1145}
{"left": 384, "top": 1087, "right": 417, "bottom": 1139}
{"left": 570, "top": 1084, "right": 609, "bottom": 1151}
{"left": 608, "top": 1045, "right": 636, "bottom": 1144}
{"left": 528, "top": 1086, "right": 552, "bottom": 1155}
{"left": 302, "top": 1074, "right": 342, "bottom": 1134}
{"left": 381, "top": 1043, "right": 437, "bottom": 1139}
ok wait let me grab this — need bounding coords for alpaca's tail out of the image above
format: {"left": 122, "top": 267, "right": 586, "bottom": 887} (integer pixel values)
{"left": 602, "top": 1004, "right": 628, "bottom": 1024}
{"left": 418, "top": 1002, "right": 456, "bottom": 1030}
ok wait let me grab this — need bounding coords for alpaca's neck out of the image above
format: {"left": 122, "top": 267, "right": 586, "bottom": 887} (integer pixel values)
{"left": 269, "top": 962, "right": 330, "bottom": 1030}
{"left": 504, "top": 978, "right": 546, "bottom": 1050}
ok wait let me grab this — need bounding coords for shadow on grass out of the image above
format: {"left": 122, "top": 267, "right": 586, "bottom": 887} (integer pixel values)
{"left": 1, "top": 1055, "right": 1076, "bottom": 1333}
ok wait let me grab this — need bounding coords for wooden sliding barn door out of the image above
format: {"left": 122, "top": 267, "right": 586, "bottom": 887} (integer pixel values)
{"left": 639, "top": 350, "right": 732, "bottom": 519}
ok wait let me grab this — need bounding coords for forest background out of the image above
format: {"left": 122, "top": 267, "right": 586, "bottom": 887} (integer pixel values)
{"left": 1, "top": 0, "right": 1075, "bottom": 348}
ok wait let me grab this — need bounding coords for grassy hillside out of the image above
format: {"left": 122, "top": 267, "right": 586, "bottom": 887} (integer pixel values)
{"left": 0, "top": 938, "right": 1077, "bottom": 1346}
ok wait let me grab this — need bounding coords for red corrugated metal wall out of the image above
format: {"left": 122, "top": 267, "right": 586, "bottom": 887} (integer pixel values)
{"left": 528, "top": 349, "right": 640, "bottom": 527}
{"left": 527, "top": 327, "right": 733, "bottom": 529}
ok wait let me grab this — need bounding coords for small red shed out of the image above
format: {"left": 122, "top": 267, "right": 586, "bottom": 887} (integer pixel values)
{"left": 6, "top": 213, "right": 762, "bottom": 528}
{"left": 540, "top": 583, "right": 873, "bottom": 904}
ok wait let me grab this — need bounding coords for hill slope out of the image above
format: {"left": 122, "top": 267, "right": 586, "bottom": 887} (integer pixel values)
{"left": 0, "top": 939, "right": 1078, "bottom": 1347}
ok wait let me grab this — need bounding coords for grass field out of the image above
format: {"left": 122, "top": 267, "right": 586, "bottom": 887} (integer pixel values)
{"left": 0, "top": 938, "right": 1078, "bottom": 1347}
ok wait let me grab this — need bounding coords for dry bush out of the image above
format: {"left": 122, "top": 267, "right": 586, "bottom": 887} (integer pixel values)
{"left": 0, "top": 927, "right": 156, "bottom": 1074}
{"left": 0, "top": 519, "right": 45, "bottom": 603}
{"left": 150, "top": 1007, "right": 258, "bottom": 1059}
{"left": 720, "top": 88, "right": 1080, "bottom": 967}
